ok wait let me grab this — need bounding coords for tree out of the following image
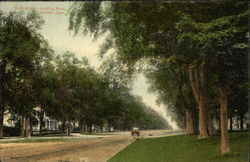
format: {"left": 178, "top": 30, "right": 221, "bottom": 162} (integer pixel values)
{"left": 53, "top": 52, "right": 87, "bottom": 135}
{"left": 0, "top": 10, "right": 46, "bottom": 138}
{"left": 146, "top": 63, "right": 198, "bottom": 134}
{"left": 68, "top": 2, "right": 212, "bottom": 138}
{"left": 68, "top": 1, "right": 248, "bottom": 154}
{"left": 175, "top": 3, "right": 248, "bottom": 153}
{"left": 33, "top": 56, "right": 57, "bottom": 135}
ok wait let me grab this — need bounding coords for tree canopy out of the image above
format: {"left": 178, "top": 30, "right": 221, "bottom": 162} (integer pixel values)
{"left": 68, "top": 1, "right": 248, "bottom": 154}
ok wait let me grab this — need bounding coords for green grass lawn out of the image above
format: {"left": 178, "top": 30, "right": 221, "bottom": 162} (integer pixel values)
{"left": 108, "top": 131, "right": 248, "bottom": 162}
{"left": 0, "top": 137, "right": 92, "bottom": 143}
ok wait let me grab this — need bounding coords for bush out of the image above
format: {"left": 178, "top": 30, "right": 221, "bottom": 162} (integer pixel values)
{"left": 72, "top": 126, "right": 80, "bottom": 133}
{"left": 3, "top": 126, "right": 20, "bottom": 137}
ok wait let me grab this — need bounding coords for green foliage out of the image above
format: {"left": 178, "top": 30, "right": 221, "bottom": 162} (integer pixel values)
{"left": 38, "top": 51, "right": 168, "bottom": 130}
{"left": 69, "top": 2, "right": 103, "bottom": 37}
{"left": 68, "top": 1, "right": 248, "bottom": 128}
{"left": 0, "top": 10, "right": 52, "bottom": 121}
{"left": 0, "top": 6, "right": 171, "bottom": 137}
{"left": 145, "top": 61, "right": 196, "bottom": 128}
{"left": 142, "top": 107, "right": 171, "bottom": 130}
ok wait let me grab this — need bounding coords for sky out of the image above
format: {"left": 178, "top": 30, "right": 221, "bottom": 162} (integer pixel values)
{"left": 0, "top": 2, "right": 178, "bottom": 129}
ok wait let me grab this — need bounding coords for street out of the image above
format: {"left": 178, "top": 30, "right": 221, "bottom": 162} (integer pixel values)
{"left": 0, "top": 130, "right": 184, "bottom": 162}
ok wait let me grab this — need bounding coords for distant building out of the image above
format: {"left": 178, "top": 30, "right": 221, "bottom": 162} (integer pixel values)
{"left": 92, "top": 123, "right": 113, "bottom": 132}
{"left": 3, "top": 109, "right": 59, "bottom": 131}
{"left": 32, "top": 111, "right": 59, "bottom": 131}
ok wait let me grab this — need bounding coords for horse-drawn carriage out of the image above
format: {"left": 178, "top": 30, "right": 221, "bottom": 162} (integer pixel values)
{"left": 131, "top": 126, "right": 140, "bottom": 136}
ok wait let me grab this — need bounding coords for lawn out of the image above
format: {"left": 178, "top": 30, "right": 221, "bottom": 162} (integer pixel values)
{"left": 108, "top": 131, "right": 248, "bottom": 162}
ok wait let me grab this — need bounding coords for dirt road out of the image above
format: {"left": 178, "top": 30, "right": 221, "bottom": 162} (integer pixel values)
{"left": 0, "top": 130, "right": 183, "bottom": 162}
{"left": 1, "top": 136, "right": 133, "bottom": 162}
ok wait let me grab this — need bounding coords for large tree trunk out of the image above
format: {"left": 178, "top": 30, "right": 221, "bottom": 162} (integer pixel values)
{"left": 21, "top": 115, "right": 30, "bottom": 138}
{"left": 183, "top": 114, "right": 186, "bottom": 130}
{"left": 0, "top": 61, "right": 6, "bottom": 139}
{"left": 189, "top": 67, "right": 209, "bottom": 138}
{"left": 88, "top": 123, "right": 92, "bottom": 134}
{"left": 108, "top": 123, "right": 112, "bottom": 132}
{"left": 236, "top": 119, "right": 240, "bottom": 130}
{"left": 218, "top": 115, "right": 221, "bottom": 132}
{"left": 203, "top": 63, "right": 214, "bottom": 136}
{"left": 229, "top": 116, "right": 233, "bottom": 132}
{"left": 61, "top": 119, "right": 65, "bottom": 134}
{"left": 219, "top": 86, "right": 230, "bottom": 154}
{"left": 25, "top": 115, "right": 30, "bottom": 138}
{"left": 240, "top": 116, "right": 244, "bottom": 130}
{"left": 198, "top": 96, "right": 209, "bottom": 138}
{"left": 67, "top": 120, "right": 71, "bottom": 136}
{"left": 39, "top": 108, "right": 44, "bottom": 136}
{"left": 79, "top": 120, "right": 83, "bottom": 134}
{"left": 85, "top": 125, "right": 88, "bottom": 132}
{"left": 206, "top": 105, "right": 214, "bottom": 136}
{"left": 79, "top": 113, "right": 84, "bottom": 134}
{"left": 100, "top": 125, "right": 103, "bottom": 132}
{"left": 0, "top": 108, "right": 4, "bottom": 138}
{"left": 21, "top": 116, "right": 25, "bottom": 137}
{"left": 30, "top": 117, "right": 33, "bottom": 136}
{"left": 186, "top": 108, "right": 198, "bottom": 134}
{"left": 80, "top": 124, "right": 84, "bottom": 134}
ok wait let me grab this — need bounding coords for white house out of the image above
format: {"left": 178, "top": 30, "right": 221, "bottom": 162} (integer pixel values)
{"left": 32, "top": 111, "right": 59, "bottom": 131}
{"left": 3, "top": 108, "right": 59, "bottom": 132}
